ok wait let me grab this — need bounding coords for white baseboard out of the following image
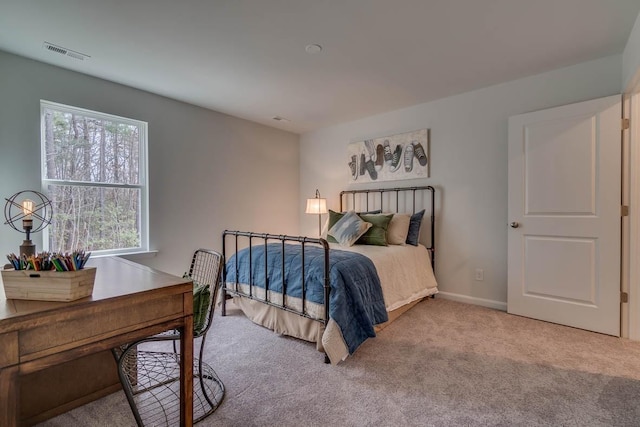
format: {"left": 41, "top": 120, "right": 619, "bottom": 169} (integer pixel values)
{"left": 436, "top": 291, "right": 507, "bottom": 312}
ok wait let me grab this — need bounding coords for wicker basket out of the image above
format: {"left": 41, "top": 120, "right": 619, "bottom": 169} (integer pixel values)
{"left": 1, "top": 267, "right": 96, "bottom": 302}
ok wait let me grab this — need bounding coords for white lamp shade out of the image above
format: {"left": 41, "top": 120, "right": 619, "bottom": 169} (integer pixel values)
{"left": 305, "top": 198, "right": 327, "bottom": 214}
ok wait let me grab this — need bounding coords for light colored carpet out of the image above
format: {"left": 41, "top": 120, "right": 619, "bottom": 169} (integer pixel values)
{"left": 38, "top": 298, "right": 640, "bottom": 426}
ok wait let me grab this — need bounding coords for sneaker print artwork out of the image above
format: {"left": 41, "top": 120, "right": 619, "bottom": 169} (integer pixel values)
{"left": 347, "top": 128, "right": 430, "bottom": 182}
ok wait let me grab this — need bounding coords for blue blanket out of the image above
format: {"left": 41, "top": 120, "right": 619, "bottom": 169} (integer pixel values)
{"left": 225, "top": 243, "right": 388, "bottom": 354}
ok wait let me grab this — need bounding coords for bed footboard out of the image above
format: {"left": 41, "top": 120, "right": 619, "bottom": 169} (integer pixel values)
{"left": 221, "top": 231, "right": 331, "bottom": 330}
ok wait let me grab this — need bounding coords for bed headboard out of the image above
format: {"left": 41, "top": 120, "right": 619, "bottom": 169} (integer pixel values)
{"left": 339, "top": 186, "right": 435, "bottom": 265}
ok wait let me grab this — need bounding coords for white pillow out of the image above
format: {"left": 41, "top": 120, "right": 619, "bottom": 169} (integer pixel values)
{"left": 386, "top": 213, "right": 410, "bottom": 245}
{"left": 328, "top": 211, "right": 372, "bottom": 246}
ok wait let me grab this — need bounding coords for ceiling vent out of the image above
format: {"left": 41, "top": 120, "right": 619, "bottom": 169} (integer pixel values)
{"left": 43, "top": 42, "right": 90, "bottom": 61}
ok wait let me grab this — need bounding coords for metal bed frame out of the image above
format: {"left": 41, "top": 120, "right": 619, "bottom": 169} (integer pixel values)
{"left": 221, "top": 233, "right": 331, "bottom": 324}
{"left": 340, "top": 186, "right": 435, "bottom": 269}
{"left": 221, "top": 186, "right": 435, "bottom": 361}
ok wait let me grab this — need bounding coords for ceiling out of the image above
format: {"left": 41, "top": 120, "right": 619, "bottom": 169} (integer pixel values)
{"left": 1, "top": 1, "right": 638, "bottom": 134}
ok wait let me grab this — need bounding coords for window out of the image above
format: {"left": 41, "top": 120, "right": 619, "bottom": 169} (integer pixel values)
{"left": 41, "top": 100, "right": 149, "bottom": 255}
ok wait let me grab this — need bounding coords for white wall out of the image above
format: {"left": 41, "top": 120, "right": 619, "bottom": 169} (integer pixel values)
{"left": 623, "top": 11, "right": 640, "bottom": 92}
{"left": 300, "top": 55, "right": 622, "bottom": 308}
{"left": 0, "top": 51, "right": 300, "bottom": 275}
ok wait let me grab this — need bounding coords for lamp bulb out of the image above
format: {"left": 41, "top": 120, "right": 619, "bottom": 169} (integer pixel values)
{"left": 22, "top": 199, "right": 34, "bottom": 219}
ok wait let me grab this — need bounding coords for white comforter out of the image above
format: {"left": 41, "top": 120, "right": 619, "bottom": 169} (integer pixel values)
{"left": 330, "top": 243, "right": 438, "bottom": 310}
{"left": 319, "top": 243, "right": 438, "bottom": 363}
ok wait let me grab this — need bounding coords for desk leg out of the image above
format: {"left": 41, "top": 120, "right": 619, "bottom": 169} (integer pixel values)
{"left": 0, "top": 365, "right": 19, "bottom": 427}
{"left": 180, "top": 315, "right": 194, "bottom": 427}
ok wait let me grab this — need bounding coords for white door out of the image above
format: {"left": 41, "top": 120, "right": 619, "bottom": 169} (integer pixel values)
{"left": 507, "top": 95, "right": 622, "bottom": 336}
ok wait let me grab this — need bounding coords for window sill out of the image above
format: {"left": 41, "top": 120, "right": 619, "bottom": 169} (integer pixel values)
{"left": 92, "top": 250, "right": 159, "bottom": 260}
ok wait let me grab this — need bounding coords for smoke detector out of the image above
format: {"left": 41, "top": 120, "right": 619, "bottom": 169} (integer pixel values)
{"left": 43, "top": 42, "right": 90, "bottom": 61}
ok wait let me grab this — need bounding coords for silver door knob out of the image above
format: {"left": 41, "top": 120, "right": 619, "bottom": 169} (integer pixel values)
{"left": 509, "top": 222, "right": 519, "bottom": 228}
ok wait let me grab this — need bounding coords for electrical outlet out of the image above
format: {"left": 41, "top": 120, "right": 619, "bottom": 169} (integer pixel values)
{"left": 475, "top": 268, "right": 484, "bottom": 281}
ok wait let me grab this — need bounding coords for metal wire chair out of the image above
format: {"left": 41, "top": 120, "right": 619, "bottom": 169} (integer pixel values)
{"left": 112, "top": 249, "right": 225, "bottom": 426}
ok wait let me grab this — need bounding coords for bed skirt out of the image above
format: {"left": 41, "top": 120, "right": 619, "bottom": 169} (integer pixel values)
{"left": 233, "top": 285, "right": 438, "bottom": 364}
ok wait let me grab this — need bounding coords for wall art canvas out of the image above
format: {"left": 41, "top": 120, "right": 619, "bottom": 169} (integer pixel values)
{"left": 347, "top": 128, "right": 430, "bottom": 183}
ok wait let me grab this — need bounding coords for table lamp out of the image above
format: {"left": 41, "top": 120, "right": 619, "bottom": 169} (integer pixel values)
{"left": 305, "top": 189, "right": 327, "bottom": 237}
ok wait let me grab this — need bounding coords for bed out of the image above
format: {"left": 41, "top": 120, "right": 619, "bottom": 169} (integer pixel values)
{"left": 221, "top": 186, "right": 437, "bottom": 364}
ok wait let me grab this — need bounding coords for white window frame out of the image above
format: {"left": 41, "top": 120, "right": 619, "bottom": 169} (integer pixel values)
{"left": 40, "top": 100, "right": 149, "bottom": 256}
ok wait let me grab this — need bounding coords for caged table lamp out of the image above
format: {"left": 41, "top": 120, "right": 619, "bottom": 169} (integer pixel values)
{"left": 3, "top": 190, "right": 52, "bottom": 257}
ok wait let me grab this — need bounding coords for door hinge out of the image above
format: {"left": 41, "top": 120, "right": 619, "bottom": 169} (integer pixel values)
{"left": 621, "top": 292, "right": 629, "bottom": 303}
{"left": 622, "top": 205, "right": 629, "bottom": 217}
{"left": 622, "top": 118, "right": 630, "bottom": 130}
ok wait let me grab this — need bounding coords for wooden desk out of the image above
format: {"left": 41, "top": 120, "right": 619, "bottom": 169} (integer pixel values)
{"left": 0, "top": 256, "right": 194, "bottom": 427}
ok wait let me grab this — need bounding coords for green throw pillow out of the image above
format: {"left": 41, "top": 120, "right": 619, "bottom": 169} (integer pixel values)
{"left": 184, "top": 273, "right": 211, "bottom": 335}
{"left": 357, "top": 213, "right": 394, "bottom": 246}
